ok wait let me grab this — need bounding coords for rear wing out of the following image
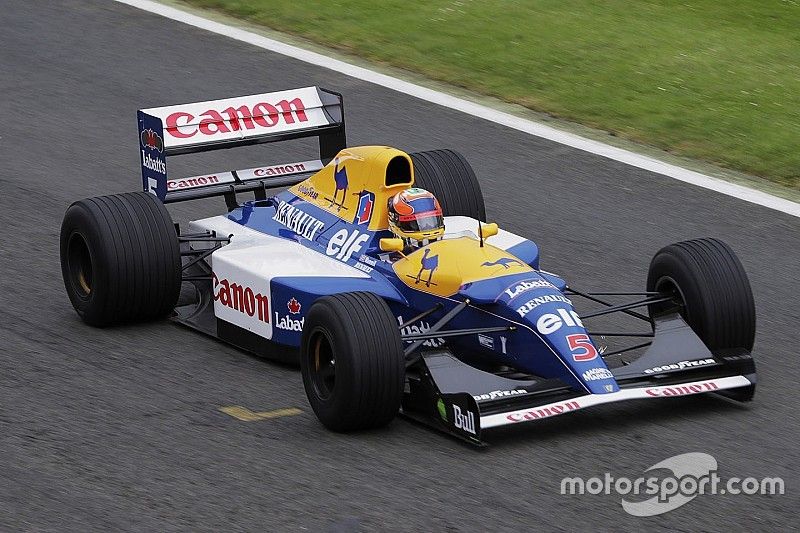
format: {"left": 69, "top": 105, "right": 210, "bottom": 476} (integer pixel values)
{"left": 137, "top": 86, "right": 344, "bottom": 203}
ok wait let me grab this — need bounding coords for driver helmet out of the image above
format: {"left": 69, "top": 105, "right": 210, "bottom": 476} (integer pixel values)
{"left": 387, "top": 188, "right": 445, "bottom": 248}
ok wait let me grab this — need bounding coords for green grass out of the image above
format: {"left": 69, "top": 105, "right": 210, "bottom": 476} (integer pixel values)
{"left": 183, "top": 0, "right": 800, "bottom": 189}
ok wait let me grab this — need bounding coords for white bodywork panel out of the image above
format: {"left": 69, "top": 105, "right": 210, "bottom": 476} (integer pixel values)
{"left": 443, "top": 216, "right": 527, "bottom": 250}
{"left": 187, "top": 215, "right": 369, "bottom": 340}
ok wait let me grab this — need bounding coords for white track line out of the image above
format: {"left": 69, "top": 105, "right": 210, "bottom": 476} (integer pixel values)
{"left": 116, "top": 0, "right": 800, "bottom": 217}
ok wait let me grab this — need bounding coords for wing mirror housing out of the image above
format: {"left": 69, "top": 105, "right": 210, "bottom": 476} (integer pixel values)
{"left": 379, "top": 238, "right": 405, "bottom": 253}
{"left": 480, "top": 222, "right": 499, "bottom": 239}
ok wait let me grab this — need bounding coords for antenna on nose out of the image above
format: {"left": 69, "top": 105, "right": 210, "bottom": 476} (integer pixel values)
{"left": 478, "top": 220, "right": 484, "bottom": 247}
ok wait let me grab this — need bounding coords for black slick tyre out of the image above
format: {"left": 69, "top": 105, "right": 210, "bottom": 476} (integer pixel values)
{"left": 60, "top": 192, "right": 181, "bottom": 327}
{"left": 300, "top": 292, "right": 405, "bottom": 432}
{"left": 409, "top": 149, "right": 486, "bottom": 221}
{"left": 647, "top": 238, "right": 755, "bottom": 352}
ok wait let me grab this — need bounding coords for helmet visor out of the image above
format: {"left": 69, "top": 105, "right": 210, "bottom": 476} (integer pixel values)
{"left": 397, "top": 211, "right": 444, "bottom": 233}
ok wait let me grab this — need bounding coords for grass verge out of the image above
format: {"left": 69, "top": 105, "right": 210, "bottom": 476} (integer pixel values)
{"left": 181, "top": 0, "right": 800, "bottom": 189}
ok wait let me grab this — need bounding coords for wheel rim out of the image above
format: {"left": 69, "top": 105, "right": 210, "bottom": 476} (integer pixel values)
{"left": 653, "top": 275, "right": 687, "bottom": 321}
{"left": 67, "top": 232, "right": 93, "bottom": 299}
{"left": 310, "top": 329, "right": 336, "bottom": 401}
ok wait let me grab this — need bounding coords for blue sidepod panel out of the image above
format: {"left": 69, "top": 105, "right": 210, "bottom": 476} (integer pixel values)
{"left": 268, "top": 274, "right": 408, "bottom": 345}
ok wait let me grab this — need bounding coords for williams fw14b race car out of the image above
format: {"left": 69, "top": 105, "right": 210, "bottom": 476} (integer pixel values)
{"left": 60, "top": 87, "right": 757, "bottom": 445}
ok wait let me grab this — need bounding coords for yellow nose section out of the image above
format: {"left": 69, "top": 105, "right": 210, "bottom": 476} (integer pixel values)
{"left": 393, "top": 237, "right": 533, "bottom": 297}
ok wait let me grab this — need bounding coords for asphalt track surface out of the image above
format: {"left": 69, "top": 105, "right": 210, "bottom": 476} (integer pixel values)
{"left": 1, "top": 1, "right": 798, "bottom": 531}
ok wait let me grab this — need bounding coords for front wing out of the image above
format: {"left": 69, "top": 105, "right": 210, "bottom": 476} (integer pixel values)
{"left": 401, "top": 346, "right": 756, "bottom": 446}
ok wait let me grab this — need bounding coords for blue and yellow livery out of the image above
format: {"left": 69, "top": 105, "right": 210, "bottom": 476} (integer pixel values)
{"left": 60, "top": 87, "right": 758, "bottom": 445}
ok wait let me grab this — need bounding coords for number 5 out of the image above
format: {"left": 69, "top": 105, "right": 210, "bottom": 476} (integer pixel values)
{"left": 567, "top": 333, "right": 598, "bottom": 362}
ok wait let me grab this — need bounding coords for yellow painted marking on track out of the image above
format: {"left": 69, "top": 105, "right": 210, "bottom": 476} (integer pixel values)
{"left": 219, "top": 405, "right": 303, "bottom": 422}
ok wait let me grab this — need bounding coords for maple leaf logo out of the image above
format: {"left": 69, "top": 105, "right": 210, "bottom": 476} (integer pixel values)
{"left": 140, "top": 128, "right": 164, "bottom": 152}
{"left": 287, "top": 298, "right": 301, "bottom": 315}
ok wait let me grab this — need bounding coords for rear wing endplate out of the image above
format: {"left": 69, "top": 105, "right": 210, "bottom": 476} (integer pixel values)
{"left": 137, "top": 86, "right": 344, "bottom": 202}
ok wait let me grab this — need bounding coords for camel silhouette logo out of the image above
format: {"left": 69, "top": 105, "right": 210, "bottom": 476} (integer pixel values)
{"left": 410, "top": 248, "right": 439, "bottom": 287}
{"left": 481, "top": 257, "right": 522, "bottom": 269}
{"left": 330, "top": 159, "right": 349, "bottom": 211}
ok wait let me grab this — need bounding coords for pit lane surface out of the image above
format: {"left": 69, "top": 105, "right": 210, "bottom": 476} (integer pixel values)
{"left": 1, "top": 1, "right": 797, "bottom": 530}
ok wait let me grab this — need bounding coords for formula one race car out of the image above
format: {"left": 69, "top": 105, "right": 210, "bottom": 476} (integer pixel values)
{"left": 60, "top": 87, "right": 757, "bottom": 445}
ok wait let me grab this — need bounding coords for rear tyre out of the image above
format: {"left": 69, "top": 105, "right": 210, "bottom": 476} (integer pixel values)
{"left": 60, "top": 192, "right": 181, "bottom": 327}
{"left": 300, "top": 292, "right": 405, "bottom": 432}
{"left": 646, "top": 238, "right": 755, "bottom": 352}
{"left": 409, "top": 149, "right": 486, "bottom": 221}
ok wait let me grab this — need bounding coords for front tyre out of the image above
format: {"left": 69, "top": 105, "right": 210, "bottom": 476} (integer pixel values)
{"left": 60, "top": 192, "right": 181, "bottom": 327}
{"left": 300, "top": 292, "right": 405, "bottom": 432}
{"left": 647, "top": 238, "right": 755, "bottom": 352}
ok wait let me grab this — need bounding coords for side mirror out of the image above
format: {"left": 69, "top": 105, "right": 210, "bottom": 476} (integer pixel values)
{"left": 480, "top": 222, "right": 499, "bottom": 239}
{"left": 379, "top": 238, "right": 405, "bottom": 253}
